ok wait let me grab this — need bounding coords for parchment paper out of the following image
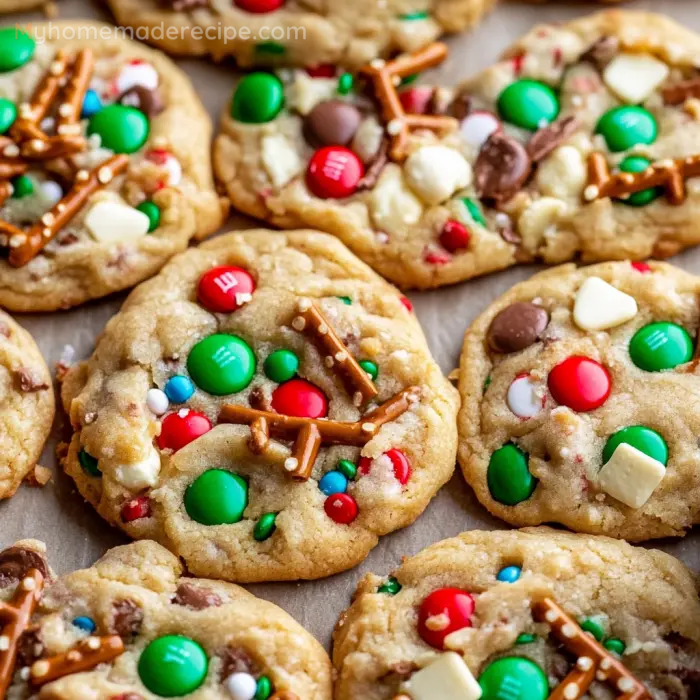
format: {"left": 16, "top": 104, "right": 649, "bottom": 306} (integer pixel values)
{"left": 2, "top": 0, "right": 700, "bottom": 650}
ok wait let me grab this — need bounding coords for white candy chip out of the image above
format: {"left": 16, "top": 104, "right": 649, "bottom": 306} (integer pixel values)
{"left": 146, "top": 388, "right": 169, "bottom": 416}
{"left": 507, "top": 375, "right": 542, "bottom": 419}
{"left": 114, "top": 447, "right": 161, "bottom": 489}
{"left": 84, "top": 201, "right": 151, "bottom": 243}
{"left": 39, "top": 180, "right": 64, "bottom": 207}
{"left": 116, "top": 60, "right": 159, "bottom": 94}
{"left": 459, "top": 110, "right": 501, "bottom": 150}
{"left": 401, "top": 652, "right": 482, "bottom": 700}
{"left": 597, "top": 443, "right": 665, "bottom": 509}
{"left": 602, "top": 53, "right": 669, "bottom": 105}
{"left": 261, "top": 133, "right": 302, "bottom": 188}
{"left": 573, "top": 277, "right": 638, "bottom": 331}
{"left": 224, "top": 672, "right": 257, "bottom": 700}
{"left": 370, "top": 165, "right": 423, "bottom": 229}
{"left": 404, "top": 145, "right": 472, "bottom": 205}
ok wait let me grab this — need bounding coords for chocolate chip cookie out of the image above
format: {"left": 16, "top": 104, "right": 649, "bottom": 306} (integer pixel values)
{"left": 333, "top": 527, "right": 700, "bottom": 700}
{"left": 60, "top": 229, "right": 458, "bottom": 582}
{"left": 0, "top": 21, "right": 223, "bottom": 312}
{"left": 0, "top": 310, "right": 53, "bottom": 500}
{"left": 458, "top": 260, "right": 700, "bottom": 541}
{"left": 0, "top": 539, "right": 331, "bottom": 698}
{"left": 216, "top": 10, "right": 700, "bottom": 289}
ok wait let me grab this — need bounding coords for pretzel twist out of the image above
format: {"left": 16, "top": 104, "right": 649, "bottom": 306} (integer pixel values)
{"left": 56, "top": 50, "right": 94, "bottom": 136}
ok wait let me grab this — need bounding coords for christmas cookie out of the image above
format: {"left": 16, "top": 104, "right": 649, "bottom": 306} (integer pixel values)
{"left": 457, "top": 260, "right": 700, "bottom": 541}
{"left": 0, "top": 21, "right": 223, "bottom": 312}
{"left": 0, "top": 539, "right": 331, "bottom": 699}
{"left": 106, "top": 0, "right": 495, "bottom": 68}
{"left": 216, "top": 11, "right": 700, "bottom": 289}
{"left": 0, "top": 0, "right": 49, "bottom": 13}
{"left": 0, "top": 310, "right": 54, "bottom": 499}
{"left": 59, "top": 230, "right": 459, "bottom": 582}
{"left": 333, "top": 527, "right": 700, "bottom": 700}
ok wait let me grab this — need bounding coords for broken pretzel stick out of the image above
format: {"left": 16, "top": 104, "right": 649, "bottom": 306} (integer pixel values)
{"left": 29, "top": 635, "right": 125, "bottom": 687}
{"left": 8, "top": 153, "right": 129, "bottom": 267}
{"left": 56, "top": 50, "right": 94, "bottom": 137}
{"left": 662, "top": 77, "right": 700, "bottom": 106}
{"left": 292, "top": 299, "right": 378, "bottom": 406}
{"left": 359, "top": 43, "right": 458, "bottom": 161}
{"left": 220, "top": 386, "right": 418, "bottom": 480}
{"left": 0, "top": 569, "right": 45, "bottom": 698}
{"left": 533, "top": 598, "right": 649, "bottom": 700}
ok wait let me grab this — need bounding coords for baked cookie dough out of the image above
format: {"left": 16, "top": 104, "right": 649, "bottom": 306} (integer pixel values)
{"left": 60, "top": 230, "right": 459, "bottom": 582}
{"left": 0, "top": 21, "right": 223, "bottom": 312}
{"left": 0, "top": 539, "right": 331, "bottom": 699}
{"left": 333, "top": 527, "right": 700, "bottom": 700}
{"left": 0, "top": 310, "right": 53, "bottom": 499}
{"left": 106, "top": 0, "right": 495, "bottom": 68}
{"left": 0, "top": 0, "right": 50, "bottom": 13}
{"left": 216, "top": 10, "right": 700, "bottom": 290}
{"left": 458, "top": 260, "right": 700, "bottom": 542}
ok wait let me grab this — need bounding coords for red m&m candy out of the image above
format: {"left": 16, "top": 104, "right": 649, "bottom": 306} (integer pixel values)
{"left": 306, "top": 146, "right": 364, "bottom": 199}
{"left": 197, "top": 266, "right": 255, "bottom": 313}
{"left": 439, "top": 220, "right": 470, "bottom": 253}
{"left": 359, "top": 448, "right": 411, "bottom": 485}
{"left": 306, "top": 64, "right": 336, "bottom": 78}
{"left": 271, "top": 379, "right": 328, "bottom": 418}
{"left": 234, "top": 0, "right": 283, "bottom": 12}
{"left": 399, "top": 87, "right": 433, "bottom": 115}
{"left": 324, "top": 492, "right": 358, "bottom": 524}
{"left": 418, "top": 588, "right": 475, "bottom": 649}
{"left": 158, "top": 410, "right": 212, "bottom": 452}
{"left": 121, "top": 496, "right": 151, "bottom": 523}
{"left": 548, "top": 356, "right": 611, "bottom": 412}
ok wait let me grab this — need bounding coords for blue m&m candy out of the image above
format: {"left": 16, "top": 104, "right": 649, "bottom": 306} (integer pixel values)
{"left": 72, "top": 616, "right": 97, "bottom": 633}
{"left": 497, "top": 565, "right": 522, "bottom": 583}
{"left": 81, "top": 89, "right": 103, "bottom": 118}
{"left": 164, "top": 375, "right": 195, "bottom": 403}
{"left": 319, "top": 471, "right": 348, "bottom": 496}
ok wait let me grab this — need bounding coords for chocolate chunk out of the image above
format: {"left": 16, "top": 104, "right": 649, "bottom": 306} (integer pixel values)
{"left": 580, "top": 35, "right": 619, "bottom": 69}
{"left": 449, "top": 92, "right": 471, "bottom": 120}
{"left": 304, "top": 100, "right": 362, "bottom": 147}
{"left": 249, "top": 386, "right": 271, "bottom": 411}
{"left": 474, "top": 133, "right": 532, "bottom": 204}
{"left": 17, "top": 627, "right": 44, "bottom": 666}
{"left": 526, "top": 116, "right": 579, "bottom": 163}
{"left": 0, "top": 546, "right": 49, "bottom": 587}
{"left": 662, "top": 77, "right": 700, "bottom": 106}
{"left": 357, "top": 137, "right": 389, "bottom": 190}
{"left": 118, "top": 86, "right": 164, "bottom": 118}
{"left": 487, "top": 302, "right": 549, "bottom": 354}
{"left": 111, "top": 599, "right": 144, "bottom": 637}
{"left": 218, "top": 646, "right": 257, "bottom": 680}
{"left": 14, "top": 367, "right": 49, "bottom": 392}
{"left": 172, "top": 582, "right": 222, "bottom": 610}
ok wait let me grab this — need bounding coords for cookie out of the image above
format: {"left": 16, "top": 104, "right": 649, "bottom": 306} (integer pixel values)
{"left": 0, "top": 310, "right": 54, "bottom": 500}
{"left": 333, "top": 527, "right": 700, "bottom": 700}
{"left": 457, "top": 260, "right": 700, "bottom": 541}
{"left": 0, "top": 0, "right": 48, "bottom": 12}
{"left": 215, "top": 10, "right": 700, "bottom": 290}
{"left": 59, "top": 229, "right": 459, "bottom": 582}
{"left": 0, "top": 21, "right": 223, "bottom": 312}
{"left": 106, "top": 0, "right": 495, "bottom": 68}
{"left": 0, "top": 539, "right": 332, "bottom": 699}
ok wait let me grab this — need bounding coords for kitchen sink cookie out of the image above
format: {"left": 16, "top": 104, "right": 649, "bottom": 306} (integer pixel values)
{"left": 106, "top": 0, "right": 495, "bottom": 68}
{"left": 60, "top": 229, "right": 459, "bottom": 582}
{"left": 0, "top": 310, "right": 54, "bottom": 499}
{"left": 0, "top": 22, "right": 223, "bottom": 312}
{"left": 458, "top": 260, "right": 700, "bottom": 541}
{"left": 333, "top": 528, "right": 700, "bottom": 700}
{"left": 216, "top": 11, "right": 700, "bottom": 289}
{"left": 0, "top": 0, "right": 49, "bottom": 13}
{"left": 0, "top": 539, "right": 331, "bottom": 699}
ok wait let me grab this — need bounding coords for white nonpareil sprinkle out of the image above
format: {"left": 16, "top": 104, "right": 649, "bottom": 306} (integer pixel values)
{"left": 224, "top": 672, "right": 257, "bottom": 700}
{"left": 147, "top": 388, "right": 169, "bottom": 416}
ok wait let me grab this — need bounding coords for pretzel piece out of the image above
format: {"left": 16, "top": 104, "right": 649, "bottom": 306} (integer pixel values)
{"left": 220, "top": 387, "right": 418, "bottom": 480}
{"left": 7, "top": 154, "right": 130, "bottom": 267}
{"left": 292, "top": 299, "right": 378, "bottom": 406}
{"left": 56, "top": 50, "right": 94, "bottom": 136}
{"left": 662, "top": 77, "right": 700, "bottom": 105}
{"left": 533, "top": 598, "right": 649, "bottom": 700}
{"left": 29, "top": 635, "right": 125, "bottom": 687}
{"left": 359, "top": 43, "right": 458, "bottom": 161}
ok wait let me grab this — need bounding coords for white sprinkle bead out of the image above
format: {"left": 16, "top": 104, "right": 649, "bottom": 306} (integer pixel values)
{"left": 506, "top": 374, "right": 542, "bottom": 419}
{"left": 224, "top": 672, "right": 257, "bottom": 700}
{"left": 147, "top": 388, "right": 169, "bottom": 416}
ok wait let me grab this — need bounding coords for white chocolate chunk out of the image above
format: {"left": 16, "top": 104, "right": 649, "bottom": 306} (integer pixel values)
{"left": 352, "top": 116, "right": 384, "bottom": 164}
{"left": 573, "top": 277, "right": 638, "bottom": 331}
{"left": 507, "top": 375, "right": 542, "bottom": 419}
{"left": 536, "top": 145, "right": 587, "bottom": 200}
{"left": 114, "top": 447, "right": 161, "bottom": 489}
{"left": 261, "top": 133, "right": 302, "bottom": 188}
{"left": 401, "top": 652, "right": 482, "bottom": 700}
{"left": 404, "top": 145, "right": 472, "bottom": 205}
{"left": 84, "top": 201, "right": 150, "bottom": 243}
{"left": 288, "top": 73, "right": 337, "bottom": 115}
{"left": 597, "top": 443, "right": 665, "bottom": 509}
{"left": 602, "top": 53, "right": 669, "bottom": 105}
{"left": 370, "top": 165, "right": 423, "bottom": 230}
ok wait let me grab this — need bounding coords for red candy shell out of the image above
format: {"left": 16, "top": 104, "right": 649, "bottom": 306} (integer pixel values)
{"left": 306, "top": 64, "right": 336, "bottom": 78}
{"left": 324, "top": 493, "right": 358, "bottom": 524}
{"left": 359, "top": 448, "right": 411, "bottom": 485}
{"left": 197, "top": 265, "right": 255, "bottom": 313}
{"left": 234, "top": 0, "right": 283, "bottom": 12}
{"left": 158, "top": 410, "right": 212, "bottom": 452}
{"left": 631, "top": 261, "right": 651, "bottom": 273}
{"left": 439, "top": 220, "right": 470, "bottom": 253}
{"left": 548, "top": 356, "right": 611, "bottom": 413}
{"left": 418, "top": 588, "right": 475, "bottom": 649}
{"left": 306, "top": 146, "right": 364, "bottom": 199}
{"left": 399, "top": 86, "right": 433, "bottom": 115}
{"left": 400, "top": 296, "right": 413, "bottom": 312}
{"left": 121, "top": 496, "right": 151, "bottom": 522}
{"left": 271, "top": 379, "right": 328, "bottom": 418}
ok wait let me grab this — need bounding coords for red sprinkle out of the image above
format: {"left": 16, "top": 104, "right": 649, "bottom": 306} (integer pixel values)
{"left": 510, "top": 52, "right": 525, "bottom": 76}
{"left": 324, "top": 492, "right": 358, "bottom": 524}
{"left": 398, "top": 86, "right": 433, "bottom": 115}
{"left": 400, "top": 296, "right": 413, "bottom": 312}
{"left": 548, "top": 356, "right": 611, "bottom": 413}
{"left": 306, "top": 146, "right": 364, "bottom": 199}
{"left": 631, "top": 261, "right": 652, "bottom": 273}
{"left": 121, "top": 496, "right": 151, "bottom": 523}
{"left": 233, "top": 0, "right": 284, "bottom": 12}
{"left": 439, "top": 220, "right": 470, "bottom": 253}
{"left": 359, "top": 448, "right": 411, "bottom": 485}
{"left": 306, "top": 64, "right": 336, "bottom": 78}
{"left": 272, "top": 379, "right": 328, "bottom": 418}
{"left": 424, "top": 250, "right": 452, "bottom": 265}
{"left": 418, "top": 588, "right": 475, "bottom": 649}
{"left": 197, "top": 265, "right": 255, "bottom": 313}
{"left": 158, "top": 410, "right": 212, "bottom": 452}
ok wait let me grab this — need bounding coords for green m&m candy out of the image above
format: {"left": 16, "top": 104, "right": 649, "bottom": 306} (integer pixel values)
{"left": 478, "top": 657, "right": 548, "bottom": 700}
{"left": 337, "top": 72, "right": 353, "bottom": 95}
{"left": 617, "top": 156, "right": 660, "bottom": 206}
{"left": 231, "top": 73, "right": 284, "bottom": 124}
{"left": 0, "top": 98, "right": 17, "bottom": 134}
{"left": 377, "top": 576, "right": 401, "bottom": 595}
{"left": 462, "top": 197, "right": 486, "bottom": 226}
{"left": 255, "top": 676, "right": 273, "bottom": 700}
{"left": 595, "top": 106, "right": 657, "bottom": 153}
{"left": 138, "top": 635, "right": 208, "bottom": 697}
{"left": 187, "top": 334, "right": 256, "bottom": 395}
{"left": 487, "top": 444, "right": 536, "bottom": 505}
{"left": 336, "top": 459, "right": 357, "bottom": 480}
{"left": 604, "top": 638, "right": 626, "bottom": 655}
{"left": 254, "top": 512, "right": 277, "bottom": 541}
{"left": 78, "top": 449, "right": 101, "bottom": 478}
{"left": 0, "top": 28, "right": 35, "bottom": 73}
{"left": 629, "top": 322, "right": 692, "bottom": 372}
{"left": 11, "top": 175, "right": 34, "bottom": 198}
{"left": 359, "top": 360, "right": 378, "bottom": 380}
{"left": 88, "top": 105, "right": 149, "bottom": 154}
{"left": 185, "top": 469, "right": 248, "bottom": 525}
{"left": 136, "top": 200, "right": 161, "bottom": 232}
{"left": 580, "top": 617, "right": 605, "bottom": 642}
{"left": 264, "top": 349, "right": 298, "bottom": 383}
{"left": 497, "top": 79, "right": 559, "bottom": 131}
{"left": 603, "top": 426, "right": 668, "bottom": 465}
{"left": 515, "top": 633, "right": 536, "bottom": 645}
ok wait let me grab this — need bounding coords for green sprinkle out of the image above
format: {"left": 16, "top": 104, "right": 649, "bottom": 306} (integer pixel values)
{"left": 604, "top": 638, "right": 626, "bottom": 656}
{"left": 580, "top": 617, "right": 605, "bottom": 642}
{"left": 515, "top": 633, "right": 536, "bottom": 645}
{"left": 462, "top": 197, "right": 486, "bottom": 226}
{"left": 359, "top": 360, "right": 378, "bottom": 380}
{"left": 254, "top": 513, "right": 277, "bottom": 542}
{"left": 399, "top": 10, "right": 430, "bottom": 20}
{"left": 483, "top": 376, "right": 492, "bottom": 392}
{"left": 377, "top": 576, "right": 401, "bottom": 595}
{"left": 78, "top": 449, "right": 101, "bottom": 478}
{"left": 400, "top": 74, "right": 419, "bottom": 86}
{"left": 337, "top": 72, "right": 354, "bottom": 95}
{"left": 255, "top": 42, "right": 286, "bottom": 55}
{"left": 337, "top": 459, "right": 357, "bottom": 480}
{"left": 255, "top": 676, "right": 273, "bottom": 700}
{"left": 337, "top": 296, "right": 352, "bottom": 305}
{"left": 11, "top": 174, "right": 33, "bottom": 198}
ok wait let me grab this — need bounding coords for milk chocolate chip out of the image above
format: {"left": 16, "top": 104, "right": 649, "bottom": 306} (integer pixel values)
{"left": 118, "top": 86, "right": 164, "bottom": 118}
{"left": 111, "top": 599, "right": 144, "bottom": 637}
{"left": 304, "top": 100, "right": 362, "bottom": 147}
{"left": 488, "top": 302, "right": 549, "bottom": 353}
{"left": 474, "top": 133, "right": 532, "bottom": 203}
{"left": 0, "top": 546, "right": 49, "bottom": 587}
{"left": 172, "top": 582, "right": 222, "bottom": 610}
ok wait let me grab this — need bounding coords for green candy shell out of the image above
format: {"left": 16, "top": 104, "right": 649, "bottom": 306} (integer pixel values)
{"left": 231, "top": 73, "right": 284, "bottom": 124}
{"left": 604, "top": 638, "right": 626, "bottom": 655}
{"left": 136, "top": 201, "right": 161, "bottom": 232}
{"left": 264, "top": 349, "right": 299, "bottom": 383}
{"left": 595, "top": 106, "right": 657, "bottom": 153}
{"left": 187, "top": 334, "right": 256, "bottom": 396}
{"left": 0, "top": 28, "right": 35, "bottom": 74}
{"left": 377, "top": 576, "right": 401, "bottom": 595}
{"left": 138, "top": 635, "right": 208, "bottom": 697}
{"left": 478, "top": 657, "right": 548, "bottom": 700}
{"left": 580, "top": 617, "right": 605, "bottom": 642}
{"left": 359, "top": 360, "right": 378, "bottom": 380}
{"left": 617, "top": 156, "right": 660, "bottom": 207}
{"left": 487, "top": 444, "right": 536, "bottom": 505}
{"left": 254, "top": 513, "right": 277, "bottom": 541}
{"left": 185, "top": 469, "right": 248, "bottom": 526}
{"left": 497, "top": 79, "right": 560, "bottom": 131}
{"left": 603, "top": 426, "right": 667, "bottom": 466}
{"left": 336, "top": 459, "right": 357, "bottom": 480}
{"left": 255, "top": 676, "right": 273, "bottom": 700}
{"left": 629, "top": 322, "right": 692, "bottom": 372}
{"left": 78, "top": 449, "right": 101, "bottom": 478}
{"left": 0, "top": 98, "right": 17, "bottom": 134}
{"left": 11, "top": 175, "right": 34, "bottom": 199}
{"left": 87, "top": 105, "right": 149, "bottom": 154}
